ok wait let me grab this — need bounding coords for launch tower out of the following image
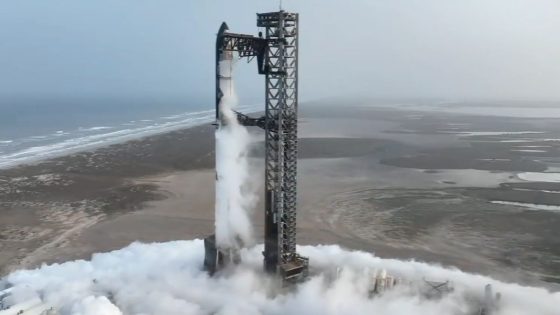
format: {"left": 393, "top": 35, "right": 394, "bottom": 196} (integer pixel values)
{"left": 204, "top": 10, "right": 308, "bottom": 283}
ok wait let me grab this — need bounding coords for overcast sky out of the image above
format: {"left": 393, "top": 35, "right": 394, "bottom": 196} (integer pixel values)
{"left": 0, "top": 0, "right": 559, "bottom": 104}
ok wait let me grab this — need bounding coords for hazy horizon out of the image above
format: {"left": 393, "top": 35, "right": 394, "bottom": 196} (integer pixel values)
{"left": 1, "top": 0, "right": 559, "bottom": 104}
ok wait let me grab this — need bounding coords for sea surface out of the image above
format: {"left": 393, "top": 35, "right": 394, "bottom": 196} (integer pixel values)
{"left": 374, "top": 102, "right": 560, "bottom": 118}
{"left": 0, "top": 99, "right": 257, "bottom": 169}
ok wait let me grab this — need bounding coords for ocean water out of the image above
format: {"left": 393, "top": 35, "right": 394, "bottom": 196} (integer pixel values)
{"left": 0, "top": 99, "right": 255, "bottom": 169}
{"left": 372, "top": 102, "right": 560, "bottom": 118}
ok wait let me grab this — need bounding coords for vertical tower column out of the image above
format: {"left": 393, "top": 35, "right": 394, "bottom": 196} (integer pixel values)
{"left": 258, "top": 11, "right": 308, "bottom": 281}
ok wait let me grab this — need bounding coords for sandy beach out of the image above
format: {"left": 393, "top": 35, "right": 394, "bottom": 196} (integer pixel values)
{"left": 1, "top": 102, "right": 559, "bottom": 290}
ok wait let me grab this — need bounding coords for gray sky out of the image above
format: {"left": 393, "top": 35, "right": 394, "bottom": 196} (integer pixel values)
{"left": 1, "top": 0, "right": 559, "bottom": 103}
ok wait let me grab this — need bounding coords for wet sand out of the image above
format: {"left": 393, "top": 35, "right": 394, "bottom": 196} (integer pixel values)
{"left": 1, "top": 102, "right": 559, "bottom": 290}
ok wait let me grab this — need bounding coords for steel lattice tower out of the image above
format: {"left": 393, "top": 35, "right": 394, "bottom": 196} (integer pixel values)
{"left": 205, "top": 10, "right": 308, "bottom": 283}
{"left": 258, "top": 11, "right": 307, "bottom": 279}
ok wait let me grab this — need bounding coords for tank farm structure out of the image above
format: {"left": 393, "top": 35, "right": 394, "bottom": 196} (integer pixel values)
{"left": 204, "top": 10, "right": 309, "bottom": 283}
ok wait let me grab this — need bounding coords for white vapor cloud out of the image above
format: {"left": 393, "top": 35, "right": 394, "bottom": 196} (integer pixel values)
{"left": 1, "top": 240, "right": 559, "bottom": 315}
{"left": 214, "top": 57, "right": 256, "bottom": 249}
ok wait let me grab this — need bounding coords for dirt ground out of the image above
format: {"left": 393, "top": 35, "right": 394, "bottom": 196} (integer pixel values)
{"left": 1, "top": 103, "right": 559, "bottom": 290}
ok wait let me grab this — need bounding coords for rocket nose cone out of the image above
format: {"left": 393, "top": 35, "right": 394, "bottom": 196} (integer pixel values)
{"left": 219, "top": 22, "right": 230, "bottom": 35}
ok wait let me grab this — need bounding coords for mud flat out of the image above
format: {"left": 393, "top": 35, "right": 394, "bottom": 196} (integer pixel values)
{"left": 0, "top": 125, "right": 215, "bottom": 274}
{"left": 1, "top": 101, "right": 560, "bottom": 291}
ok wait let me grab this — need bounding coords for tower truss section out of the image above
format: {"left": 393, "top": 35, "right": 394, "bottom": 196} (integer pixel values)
{"left": 258, "top": 11, "right": 308, "bottom": 282}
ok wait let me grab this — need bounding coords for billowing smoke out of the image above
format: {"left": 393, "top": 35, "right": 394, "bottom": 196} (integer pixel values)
{"left": 2, "top": 240, "right": 559, "bottom": 315}
{"left": 214, "top": 57, "right": 256, "bottom": 249}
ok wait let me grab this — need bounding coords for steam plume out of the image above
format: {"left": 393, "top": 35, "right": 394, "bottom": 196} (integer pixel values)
{"left": 214, "top": 57, "right": 256, "bottom": 249}
{"left": 2, "top": 241, "right": 559, "bottom": 315}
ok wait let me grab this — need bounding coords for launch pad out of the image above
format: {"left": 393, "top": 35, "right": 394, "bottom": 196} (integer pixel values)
{"left": 204, "top": 10, "right": 308, "bottom": 282}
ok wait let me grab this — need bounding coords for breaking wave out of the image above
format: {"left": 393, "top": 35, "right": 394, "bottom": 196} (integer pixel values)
{"left": 0, "top": 106, "right": 258, "bottom": 169}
